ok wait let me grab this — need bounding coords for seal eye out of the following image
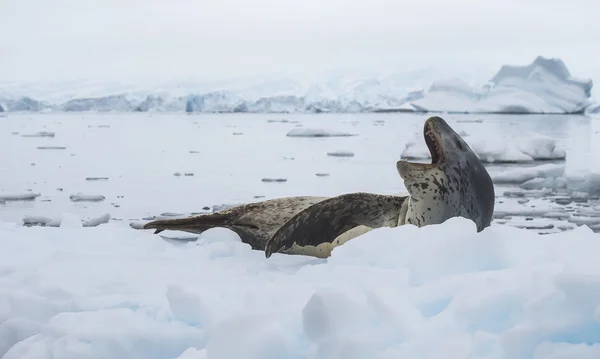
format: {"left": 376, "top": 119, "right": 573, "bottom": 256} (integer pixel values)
{"left": 456, "top": 140, "right": 464, "bottom": 150}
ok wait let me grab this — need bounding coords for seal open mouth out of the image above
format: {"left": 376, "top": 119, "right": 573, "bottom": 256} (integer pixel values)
{"left": 424, "top": 121, "right": 443, "bottom": 164}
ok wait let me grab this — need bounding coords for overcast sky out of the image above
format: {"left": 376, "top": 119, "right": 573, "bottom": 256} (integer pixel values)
{"left": 1, "top": 0, "right": 599, "bottom": 83}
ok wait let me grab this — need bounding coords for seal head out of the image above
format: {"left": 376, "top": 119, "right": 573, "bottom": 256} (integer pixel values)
{"left": 396, "top": 116, "right": 494, "bottom": 231}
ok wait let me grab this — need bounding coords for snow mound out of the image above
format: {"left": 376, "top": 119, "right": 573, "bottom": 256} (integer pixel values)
{"left": 286, "top": 128, "right": 356, "bottom": 137}
{"left": 1, "top": 217, "right": 600, "bottom": 358}
{"left": 401, "top": 131, "right": 566, "bottom": 163}
{"left": 69, "top": 193, "right": 106, "bottom": 202}
{"left": 410, "top": 56, "right": 593, "bottom": 114}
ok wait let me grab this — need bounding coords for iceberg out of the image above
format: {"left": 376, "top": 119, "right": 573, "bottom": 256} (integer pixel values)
{"left": 410, "top": 56, "right": 594, "bottom": 114}
{"left": 401, "top": 130, "right": 566, "bottom": 163}
{"left": 61, "top": 94, "right": 142, "bottom": 112}
{"left": 0, "top": 96, "right": 52, "bottom": 112}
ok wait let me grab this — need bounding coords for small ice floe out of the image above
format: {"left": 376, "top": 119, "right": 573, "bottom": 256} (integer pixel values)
{"left": 189, "top": 151, "right": 199, "bottom": 154}
{"left": 37, "top": 146, "right": 66, "bottom": 150}
{"left": 85, "top": 177, "right": 109, "bottom": 181}
{"left": 97, "top": 125, "right": 110, "bottom": 128}
{"left": 492, "top": 164, "right": 564, "bottom": 184}
{"left": 0, "top": 192, "right": 40, "bottom": 201}
{"left": 567, "top": 216, "right": 600, "bottom": 226}
{"left": 69, "top": 192, "right": 106, "bottom": 202}
{"left": 184, "top": 173, "right": 194, "bottom": 176}
{"left": 232, "top": 132, "right": 244, "bottom": 135}
{"left": 327, "top": 150, "right": 354, "bottom": 157}
{"left": 21, "top": 131, "right": 55, "bottom": 138}
{"left": 267, "top": 119, "right": 290, "bottom": 123}
{"left": 510, "top": 222, "right": 555, "bottom": 230}
{"left": 456, "top": 118, "right": 483, "bottom": 123}
{"left": 24, "top": 213, "right": 112, "bottom": 228}
{"left": 82, "top": 213, "right": 110, "bottom": 227}
{"left": 315, "top": 173, "right": 330, "bottom": 177}
{"left": 286, "top": 128, "right": 356, "bottom": 137}
{"left": 554, "top": 197, "right": 573, "bottom": 205}
{"left": 493, "top": 208, "right": 550, "bottom": 219}
{"left": 542, "top": 211, "right": 571, "bottom": 220}
{"left": 161, "top": 212, "right": 185, "bottom": 217}
{"left": 262, "top": 178, "right": 287, "bottom": 183}
{"left": 23, "top": 216, "right": 56, "bottom": 227}
{"left": 174, "top": 172, "right": 181, "bottom": 176}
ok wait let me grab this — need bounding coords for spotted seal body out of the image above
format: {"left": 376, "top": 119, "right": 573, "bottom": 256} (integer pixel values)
{"left": 143, "top": 116, "right": 494, "bottom": 258}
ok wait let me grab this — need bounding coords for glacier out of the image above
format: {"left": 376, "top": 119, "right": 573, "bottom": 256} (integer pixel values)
{"left": 0, "top": 56, "right": 596, "bottom": 114}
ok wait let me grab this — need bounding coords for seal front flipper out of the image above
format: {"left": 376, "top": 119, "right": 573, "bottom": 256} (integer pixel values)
{"left": 264, "top": 192, "right": 407, "bottom": 258}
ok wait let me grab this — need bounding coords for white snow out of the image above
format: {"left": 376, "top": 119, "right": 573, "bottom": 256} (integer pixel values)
{"left": 410, "top": 56, "right": 593, "bottom": 114}
{"left": 402, "top": 131, "right": 566, "bottom": 163}
{"left": 286, "top": 128, "right": 356, "bottom": 137}
{"left": 2, "top": 217, "right": 600, "bottom": 359}
{"left": 69, "top": 193, "right": 106, "bottom": 202}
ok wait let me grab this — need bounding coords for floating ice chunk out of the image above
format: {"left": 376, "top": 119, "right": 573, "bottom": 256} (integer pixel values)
{"left": 22, "top": 216, "right": 53, "bottom": 226}
{"left": 286, "top": 128, "right": 356, "bottom": 137}
{"left": 517, "top": 134, "right": 566, "bottom": 160}
{"left": 21, "top": 131, "right": 55, "bottom": 138}
{"left": 82, "top": 213, "right": 110, "bottom": 227}
{"left": 261, "top": 178, "right": 287, "bottom": 183}
{"left": 69, "top": 193, "right": 105, "bottom": 202}
{"left": 492, "top": 164, "right": 565, "bottom": 183}
{"left": 36, "top": 146, "right": 66, "bottom": 150}
{"left": 327, "top": 151, "right": 354, "bottom": 157}
{"left": 0, "top": 193, "right": 40, "bottom": 201}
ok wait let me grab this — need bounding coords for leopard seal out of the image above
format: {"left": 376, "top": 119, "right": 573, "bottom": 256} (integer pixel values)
{"left": 142, "top": 116, "right": 495, "bottom": 258}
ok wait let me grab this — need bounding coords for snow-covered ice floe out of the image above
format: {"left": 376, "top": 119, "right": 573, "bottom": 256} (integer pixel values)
{"left": 410, "top": 56, "right": 594, "bottom": 114}
{"left": 0, "top": 192, "right": 40, "bottom": 201}
{"left": 402, "top": 131, "right": 566, "bottom": 163}
{"left": 22, "top": 213, "right": 111, "bottom": 227}
{"left": 2, "top": 217, "right": 600, "bottom": 359}
{"left": 69, "top": 192, "right": 106, "bottom": 202}
{"left": 286, "top": 128, "right": 356, "bottom": 137}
